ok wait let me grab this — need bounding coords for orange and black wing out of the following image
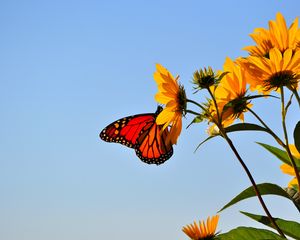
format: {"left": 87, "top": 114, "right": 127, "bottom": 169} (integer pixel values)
{"left": 100, "top": 113, "right": 156, "bottom": 148}
{"left": 135, "top": 121, "right": 173, "bottom": 165}
{"left": 100, "top": 106, "right": 173, "bottom": 165}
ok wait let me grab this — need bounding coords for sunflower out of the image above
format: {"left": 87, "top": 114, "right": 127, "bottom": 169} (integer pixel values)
{"left": 206, "top": 58, "right": 251, "bottom": 134}
{"left": 241, "top": 47, "right": 300, "bottom": 94}
{"left": 244, "top": 12, "right": 300, "bottom": 57}
{"left": 182, "top": 215, "right": 220, "bottom": 240}
{"left": 269, "top": 12, "right": 300, "bottom": 53}
{"left": 280, "top": 145, "right": 300, "bottom": 189}
{"left": 154, "top": 64, "right": 186, "bottom": 145}
{"left": 243, "top": 27, "right": 273, "bottom": 57}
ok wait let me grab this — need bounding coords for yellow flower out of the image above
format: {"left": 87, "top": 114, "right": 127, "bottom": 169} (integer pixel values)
{"left": 280, "top": 145, "right": 300, "bottom": 188}
{"left": 154, "top": 64, "right": 186, "bottom": 145}
{"left": 244, "top": 28, "right": 273, "bottom": 57}
{"left": 244, "top": 12, "right": 300, "bottom": 57}
{"left": 269, "top": 12, "right": 300, "bottom": 53}
{"left": 216, "top": 58, "right": 252, "bottom": 123}
{"left": 241, "top": 48, "right": 300, "bottom": 94}
{"left": 182, "top": 215, "right": 220, "bottom": 240}
{"left": 192, "top": 67, "right": 218, "bottom": 90}
{"left": 206, "top": 58, "right": 251, "bottom": 134}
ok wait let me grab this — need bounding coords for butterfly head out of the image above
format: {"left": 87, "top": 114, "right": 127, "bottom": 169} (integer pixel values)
{"left": 155, "top": 106, "right": 163, "bottom": 115}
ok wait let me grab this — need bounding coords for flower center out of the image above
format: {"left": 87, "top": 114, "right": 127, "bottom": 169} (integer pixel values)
{"left": 177, "top": 85, "right": 187, "bottom": 114}
{"left": 264, "top": 70, "right": 299, "bottom": 91}
{"left": 222, "top": 92, "right": 249, "bottom": 119}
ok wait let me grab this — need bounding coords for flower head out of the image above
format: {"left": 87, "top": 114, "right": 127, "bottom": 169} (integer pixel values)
{"left": 244, "top": 28, "right": 273, "bottom": 57}
{"left": 182, "top": 215, "right": 220, "bottom": 240}
{"left": 241, "top": 48, "right": 300, "bottom": 94}
{"left": 269, "top": 12, "right": 300, "bottom": 53}
{"left": 192, "top": 67, "right": 219, "bottom": 91}
{"left": 244, "top": 12, "right": 300, "bottom": 57}
{"left": 154, "top": 64, "right": 186, "bottom": 145}
{"left": 205, "top": 58, "right": 251, "bottom": 134}
{"left": 280, "top": 145, "right": 300, "bottom": 189}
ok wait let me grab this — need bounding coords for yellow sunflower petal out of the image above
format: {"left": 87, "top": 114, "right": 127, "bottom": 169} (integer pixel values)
{"left": 290, "top": 144, "right": 300, "bottom": 158}
{"left": 182, "top": 215, "right": 219, "bottom": 240}
{"left": 282, "top": 48, "right": 293, "bottom": 69}
{"left": 276, "top": 12, "right": 288, "bottom": 50}
{"left": 288, "top": 17, "right": 299, "bottom": 47}
{"left": 280, "top": 163, "right": 295, "bottom": 176}
{"left": 155, "top": 93, "right": 173, "bottom": 104}
{"left": 154, "top": 63, "right": 184, "bottom": 145}
{"left": 269, "top": 48, "right": 283, "bottom": 72}
{"left": 166, "top": 99, "right": 178, "bottom": 110}
{"left": 285, "top": 49, "right": 300, "bottom": 70}
{"left": 167, "top": 115, "right": 182, "bottom": 144}
{"left": 288, "top": 177, "right": 298, "bottom": 188}
{"left": 156, "top": 109, "right": 175, "bottom": 125}
{"left": 248, "top": 56, "right": 272, "bottom": 75}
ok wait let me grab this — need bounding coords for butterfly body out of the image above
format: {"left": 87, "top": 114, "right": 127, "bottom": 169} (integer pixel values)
{"left": 100, "top": 106, "right": 173, "bottom": 165}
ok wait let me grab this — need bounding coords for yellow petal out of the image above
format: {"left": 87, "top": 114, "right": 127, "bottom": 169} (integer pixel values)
{"left": 156, "top": 109, "right": 175, "bottom": 125}
{"left": 276, "top": 12, "right": 288, "bottom": 50}
{"left": 269, "top": 48, "right": 283, "bottom": 72}
{"left": 168, "top": 115, "right": 182, "bottom": 144}
{"left": 289, "top": 144, "right": 300, "bottom": 159}
{"left": 288, "top": 177, "right": 298, "bottom": 188}
{"left": 155, "top": 94, "right": 171, "bottom": 105}
{"left": 282, "top": 48, "right": 292, "bottom": 70}
{"left": 285, "top": 49, "right": 300, "bottom": 70}
{"left": 288, "top": 17, "right": 299, "bottom": 47}
{"left": 280, "top": 163, "right": 295, "bottom": 176}
{"left": 248, "top": 56, "right": 272, "bottom": 75}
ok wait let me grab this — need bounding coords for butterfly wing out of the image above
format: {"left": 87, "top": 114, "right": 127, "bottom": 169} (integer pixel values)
{"left": 100, "top": 106, "right": 174, "bottom": 165}
{"left": 135, "top": 120, "right": 173, "bottom": 165}
{"left": 100, "top": 113, "right": 156, "bottom": 148}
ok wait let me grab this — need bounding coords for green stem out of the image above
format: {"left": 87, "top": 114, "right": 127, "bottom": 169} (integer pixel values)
{"left": 206, "top": 91, "right": 286, "bottom": 237}
{"left": 186, "top": 109, "right": 200, "bottom": 116}
{"left": 220, "top": 129, "right": 286, "bottom": 238}
{"left": 207, "top": 87, "right": 221, "bottom": 125}
{"left": 186, "top": 99, "right": 206, "bottom": 111}
{"left": 246, "top": 107, "right": 285, "bottom": 148}
{"left": 280, "top": 87, "right": 300, "bottom": 190}
{"left": 293, "top": 89, "right": 300, "bottom": 108}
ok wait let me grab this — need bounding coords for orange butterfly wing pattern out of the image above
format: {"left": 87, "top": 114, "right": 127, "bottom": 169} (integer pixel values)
{"left": 100, "top": 106, "right": 173, "bottom": 165}
{"left": 135, "top": 120, "right": 173, "bottom": 165}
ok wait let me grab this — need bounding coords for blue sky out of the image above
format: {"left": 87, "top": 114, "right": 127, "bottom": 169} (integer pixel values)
{"left": 0, "top": 1, "right": 299, "bottom": 239}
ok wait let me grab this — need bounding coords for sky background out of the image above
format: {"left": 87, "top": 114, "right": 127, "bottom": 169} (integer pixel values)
{"left": 0, "top": 1, "right": 300, "bottom": 239}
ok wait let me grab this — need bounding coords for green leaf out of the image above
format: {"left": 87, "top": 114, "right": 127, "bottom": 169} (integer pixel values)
{"left": 257, "top": 142, "right": 300, "bottom": 168}
{"left": 217, "top": 71, "right": 229, "bottom": 83}
{"left": 219, "top": 183, "right": 294, "bottom": 212}
{"left": 225, "top": 123, "right": 269, "bottom": 133}
{"left": 215, "top": 227, "right": 284, "bottom": 240}
{"left": 245, "top": 94, "right": 279, "bottom": 100}
{"left": 257, "top": 142, "right": 291, "bottom": 165}
{"left": 194, "top": 135, "right": 218, "bottom": 152}
{"left": 186, "top": 115, "right": 204, "bottom": 129}
{"left": 294, "top": 121, "right": 300, "bottom": 154}
{"left": 241, "top": 211, "right": 300, "bottom": 240}
{"left": 194, "top": 123, "right": 269, "bottom": 152}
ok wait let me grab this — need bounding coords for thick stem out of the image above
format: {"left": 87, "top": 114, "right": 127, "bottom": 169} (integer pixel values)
{"left": 280, "top": 87, "right": 300, "bottom": 190}
{"left": 221, "top": 131, "right": 286, "bottom": 238}
{"left": 206, "top": 91, "right": 285, "bottom": 237}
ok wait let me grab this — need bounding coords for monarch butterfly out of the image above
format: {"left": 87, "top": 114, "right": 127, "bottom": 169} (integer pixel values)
{"left": 100, "top": 106, "right": 173, "bottom": 165}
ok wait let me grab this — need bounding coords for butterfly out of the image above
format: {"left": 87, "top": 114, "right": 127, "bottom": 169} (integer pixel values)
{"left": 100, "top": 106, "right": 173, "bottom": 165}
